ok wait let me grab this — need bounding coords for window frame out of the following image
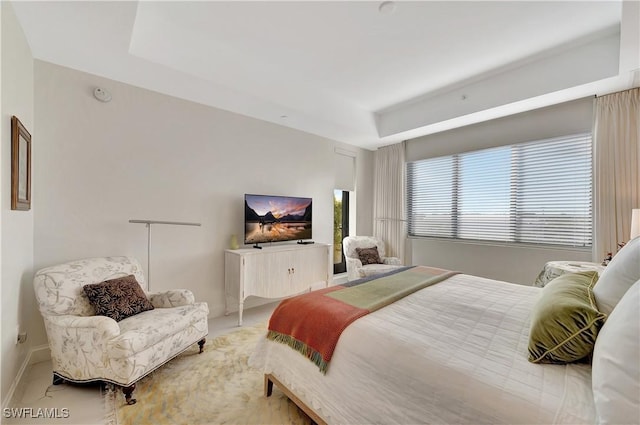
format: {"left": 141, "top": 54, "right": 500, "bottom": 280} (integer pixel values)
{"left": 406, "top": 133, "right": 593, "bottom": 250}
{"left": 333, "top": 190, "right": 350, "bottom": 274}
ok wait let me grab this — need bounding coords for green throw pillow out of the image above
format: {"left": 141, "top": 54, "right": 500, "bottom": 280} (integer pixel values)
{"left": 528, "top": 271, "right": 606, "bottom": 364}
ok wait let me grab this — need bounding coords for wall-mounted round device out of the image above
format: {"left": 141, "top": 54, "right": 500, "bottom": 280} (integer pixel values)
{"left": 93, "top": 87, "right": 112, "bottom": 103}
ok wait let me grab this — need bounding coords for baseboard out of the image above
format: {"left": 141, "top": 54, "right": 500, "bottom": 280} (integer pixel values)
{"left": 332, "top": 273, "right": 348, "bottom": 285}
{"left": 1, "top": 344, "right": 51, "bottom": 410}
{"left": 29, "top": 344, "right": 51, "bottom": 365}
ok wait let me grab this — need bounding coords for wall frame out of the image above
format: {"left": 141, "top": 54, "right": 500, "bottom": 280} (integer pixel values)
{"left": 11, "top": 115, "right": 32, "bottom": 211}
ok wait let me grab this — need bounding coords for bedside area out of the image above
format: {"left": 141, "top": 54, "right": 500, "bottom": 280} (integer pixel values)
{"left": 534, "top": 261, "right": 606, "bottom": 287}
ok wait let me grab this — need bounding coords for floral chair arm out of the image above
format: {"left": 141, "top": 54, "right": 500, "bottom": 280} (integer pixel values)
{"left": 346, "top": 257, "right": 364, "bottom": 281}
{"left": 382, "top": 256, "right": 402, "bottom": 266}
{"left": 46, "top": 314, "right": 120, "bottom": 339}
{"left": 346, "top": 256, "right": 363, "bottom": 269}
{"left": 43, "top": 315, "right": 120, "bottom": 381}
{"left": 148, "top": 289, "right": 195, "bottom": 308}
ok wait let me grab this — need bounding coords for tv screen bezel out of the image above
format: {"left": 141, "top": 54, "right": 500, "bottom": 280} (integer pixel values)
{"left": 244, "top": 193, "right": 313, "bottom": 245}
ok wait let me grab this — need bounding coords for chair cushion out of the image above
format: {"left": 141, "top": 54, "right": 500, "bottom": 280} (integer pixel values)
{"left": 528, "top": 271, "right": 606, "bottom": 364}
{"left": 84, "top": 275, "right": 154, "bottom": 322}
{"left": 108, "top": 302, "right": 209, "bottom": 358}
{"left": 356, "top": 247, "right": 382, "bottom": 265}
{"left": 358, "top": 263, "right": 405, "bottom": 278}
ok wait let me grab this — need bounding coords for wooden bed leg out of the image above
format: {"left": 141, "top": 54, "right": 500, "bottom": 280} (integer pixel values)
{"left": 263, "top": 373, "right": 327, "bottom": 425}
{"left": 198, "top": 338, "right": 206, "bottom": 354}
{"left": 264, "top": 374, "right": 274, "bottom": 397}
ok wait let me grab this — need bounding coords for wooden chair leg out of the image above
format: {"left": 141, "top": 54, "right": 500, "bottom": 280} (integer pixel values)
{"left": 198, "top": 338, "right": 206, "bottom": 354}
{"left": 122, "top": 384, "right": 136, "bottom": 405}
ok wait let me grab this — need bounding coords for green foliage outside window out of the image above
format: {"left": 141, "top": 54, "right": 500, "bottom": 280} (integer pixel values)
{"left": 333, "top": 196, "right": 343, "bottom": 263}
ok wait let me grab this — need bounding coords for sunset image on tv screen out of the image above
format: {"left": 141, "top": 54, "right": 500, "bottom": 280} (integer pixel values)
{"left": 244, "top": 195, "right": 312, "bottom": 244}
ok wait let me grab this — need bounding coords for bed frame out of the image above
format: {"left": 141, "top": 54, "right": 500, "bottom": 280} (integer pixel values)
{"left": 264, "top": 373, "right": 327, "bottom": 425}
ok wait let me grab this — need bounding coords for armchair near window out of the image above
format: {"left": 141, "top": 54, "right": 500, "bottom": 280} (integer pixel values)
{"left": 343, "top": 236, "right": 403, "bottom": 281}
{"left": 33, "top": 256, "right": 209, "bottom": 405}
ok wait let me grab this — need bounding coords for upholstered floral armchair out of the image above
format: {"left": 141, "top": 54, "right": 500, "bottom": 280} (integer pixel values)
{"left": 33, "top": 256, "right": 209, "bottom": 405}
{"left": 343, "top": 236, "right": 403, "bottom": 281}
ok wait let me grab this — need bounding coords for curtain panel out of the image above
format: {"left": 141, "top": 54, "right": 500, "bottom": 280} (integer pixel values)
{"left": 594, "top": 87, "right": 640, "bottom": 261}
{"left": 373, "top": 142, "right": 406, "bottom": 264}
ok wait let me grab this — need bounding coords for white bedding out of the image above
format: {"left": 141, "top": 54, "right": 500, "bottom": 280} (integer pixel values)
{"left": 250, "top": 273, "right": 596, "bottom": 424}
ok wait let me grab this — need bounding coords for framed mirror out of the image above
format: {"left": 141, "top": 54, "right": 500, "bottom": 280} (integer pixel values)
{"left": 11, "top": 116, "right": 31, "bottom": 211}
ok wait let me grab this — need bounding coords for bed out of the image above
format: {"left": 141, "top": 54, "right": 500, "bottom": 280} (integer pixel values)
{"left": 249, "top": 238, "right": 640, "bottom": 425}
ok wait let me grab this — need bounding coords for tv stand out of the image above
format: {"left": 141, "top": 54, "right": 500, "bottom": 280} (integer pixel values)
{"left": 253, "top": 243, "right": 262, "bottom": 249}
{"left": 224, "top": 243, "right": 332, "bottom": 325}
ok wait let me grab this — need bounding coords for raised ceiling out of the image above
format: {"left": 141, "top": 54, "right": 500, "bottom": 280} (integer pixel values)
{"left": 11, "top": 1, "right": 640, "bottom": 150}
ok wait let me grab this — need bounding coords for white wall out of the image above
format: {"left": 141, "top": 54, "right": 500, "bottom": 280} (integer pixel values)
{"left": 406, "top": 98, "right": 594, "bottom": 285}
{"left": 32, "top": 61, "right": 373, "bottom": 349}
{"left": 406, "top": 97, "right": 595, "bottom": 161}
{"left": 411, "top": 239, "right": 591, "bottom": 285}
{"left": 1, "top": 1, "right": 35, "bottom": 407}
{"left": 378, "top": 28, "right": 619, "bottom": 137}
{"left": 354, "top": 148, "right": 374, "bottom": 235}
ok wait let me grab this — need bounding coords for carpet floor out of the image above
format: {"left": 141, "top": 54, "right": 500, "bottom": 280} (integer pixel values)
{"left": 106, "top": 323, "right": 311, "bottom": 425}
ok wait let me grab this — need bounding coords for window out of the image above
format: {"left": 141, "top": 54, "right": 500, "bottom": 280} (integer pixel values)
{"left": 407, "top": 133, "right": 592, "bottom": 248}
{"left": 333, "top": 190, "right": 350, "bottom": 274}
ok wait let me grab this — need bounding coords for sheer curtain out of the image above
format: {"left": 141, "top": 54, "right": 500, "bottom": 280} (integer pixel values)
{"left": 594, "top": 87, "right": 640, "bottom": 261}
{"left": 373, "top": 142, "right": 406, "bottom": 263}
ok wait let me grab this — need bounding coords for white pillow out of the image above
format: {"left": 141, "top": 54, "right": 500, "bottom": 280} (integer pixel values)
{"left": 593, "top": 236, "right": 640, "bottom": 315}
{"left": 592, "top": 279, "right": 640, "bottom": 425}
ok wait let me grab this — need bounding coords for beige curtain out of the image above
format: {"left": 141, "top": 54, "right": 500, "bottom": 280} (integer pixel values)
{"left": 373, "top": 142, "right": 406, "bottom": 263}
{"left": 594, "top": 87, "right": 640, "bottom": 261}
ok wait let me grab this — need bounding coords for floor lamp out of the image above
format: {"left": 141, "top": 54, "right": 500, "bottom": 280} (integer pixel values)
{"left": 129, "top": 219, "right": 201, "bottom": 290}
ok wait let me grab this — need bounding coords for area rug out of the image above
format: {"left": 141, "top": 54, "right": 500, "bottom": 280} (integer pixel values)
{"left": 105, "top": 323, "right": 311, "bottom": 425}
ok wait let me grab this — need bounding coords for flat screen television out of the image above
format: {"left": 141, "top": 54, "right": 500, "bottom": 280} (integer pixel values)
{"left": 244, "top": 194, "right": 312, "bottom": 246}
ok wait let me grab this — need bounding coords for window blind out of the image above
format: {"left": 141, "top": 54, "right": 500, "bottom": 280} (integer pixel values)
{"left": 407, "top": 133, "right": 593, "bottom": 247}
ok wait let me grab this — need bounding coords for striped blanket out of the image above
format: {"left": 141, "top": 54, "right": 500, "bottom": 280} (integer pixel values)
{"left": 267, "top": 266, "right": 458, "bottom": 373}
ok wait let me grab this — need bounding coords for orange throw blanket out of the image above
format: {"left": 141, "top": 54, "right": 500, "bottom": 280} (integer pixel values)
{"left": 267, "top": 266, "right": 457, "bottom": 373}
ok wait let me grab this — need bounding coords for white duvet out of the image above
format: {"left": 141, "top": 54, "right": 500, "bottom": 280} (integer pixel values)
{"left": 250, "top": 274, "right": 596, "bottom": 424}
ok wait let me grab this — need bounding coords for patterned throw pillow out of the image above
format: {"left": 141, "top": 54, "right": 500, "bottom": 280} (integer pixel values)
{"left": 83, "top": 275, "right": 154, "bottom": 322}
{"left": 355, "top": 247, "right": 382, "bottom": 265}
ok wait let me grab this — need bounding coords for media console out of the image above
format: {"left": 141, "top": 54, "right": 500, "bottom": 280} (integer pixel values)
{"left": 224, "top": 243, "right": 332, "bottom": 326}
